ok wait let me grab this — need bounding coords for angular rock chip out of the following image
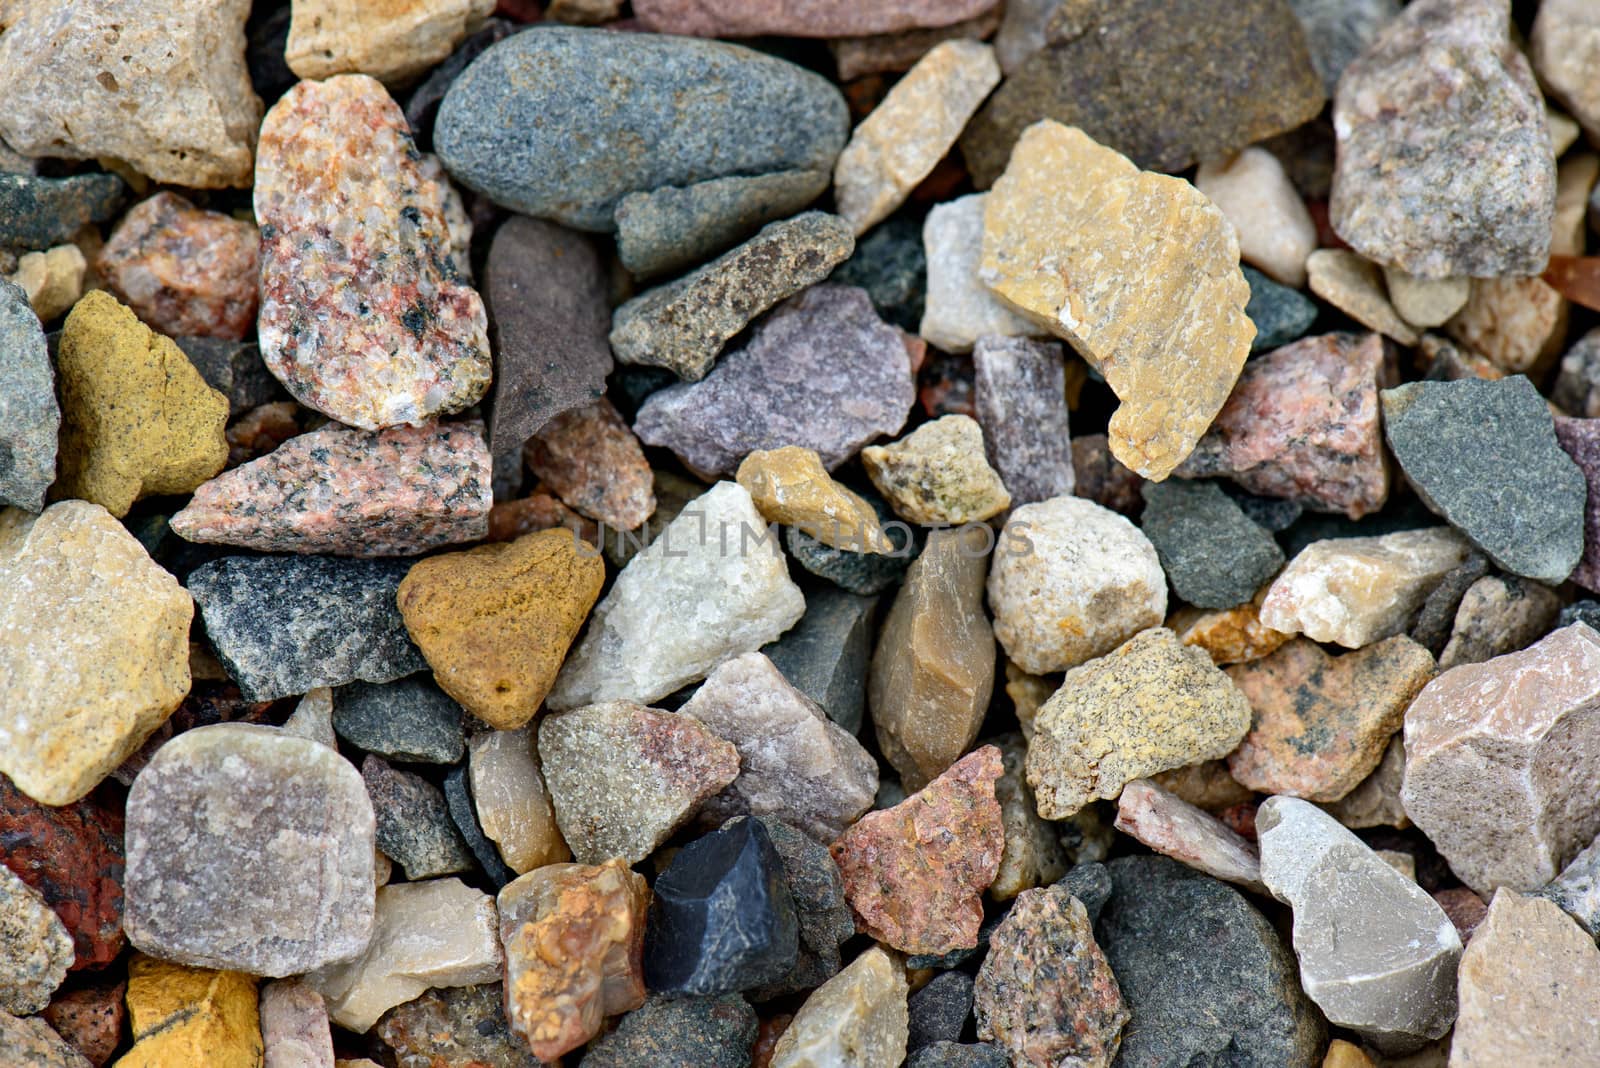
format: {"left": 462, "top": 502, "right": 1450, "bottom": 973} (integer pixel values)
{"left": 635, "top": 0, "right": 998, "bottom": 37}
{"left": 1534, "top": 832, "right": 1600, "bottom": 938}
{"left": 769, "top": 945, "right": 909, "bottom": 1068}
{"left": 0, "top": 171, "right": 124, "bottom": 252}
{"left": 617, "top": 170, "right": 831, "bottom": 280}
{"left": 524, "top": 400, "right": 655, "bottom": 530}
{"left": 738, "top": 446, "right": 892, "bottom": 554}
{"left": 1140, "top": 479, "right": 1285, "bottom": 610}
{"left": 375, "top": 983, "right": 536, "bottom": 1068}
{"left": 363, "top": 755, "right": 475, "bottom": 880}
{"left": 176, "top": 336, "right": 283, "bottom": 417}
{"left": 0, "top": 277, "right": 57, "bottom": 512}
{"left": 583, "top": 994, "right": 758, "bottom": 1068}
{"left": 862, "top": 415, "right": 1011, "bottom": 525}
{"left": 919, "top": 194, "right": 1040, "bottom": 354}
{"left": 1305, "top": 249, "right": 1418, "bottom": 346}
{"left": 468, "top": 728, "right": 570, "bottom": 876}
{"left": 1437, "top": 573, "right": 1560, "bottom": 670}
{"left": 907, "top": 970, "right": 974, "bottom": 1053}
{"left": 121, "top": 956, "right": 262, "bottom": 1068}
{"left": 259, "top": 978, "right": 333, "bottom": 1068}
{"left": 333, "top": 674, "right": 465, "bottom": 765}
{"left": 1114, "top": 780, "right": 1264, "bottom": 892}
{"left": 0, "top": 865, "right": 72, "bottom": 1015}
{"left": 971, "top": 335, "right": 1074, "bottom": 506}
{"left": 1445, "top": 274, "right": 1567, "bottom": 376}
{"left": 741, "top": 816, "right": 856, "bottom": 999}
{"left": 763, "top": 585, "right": 878, "bottom": 736}
{"left": 286, "top": 0, "right": 495, "bottom": 84}
{"left": 1244, "top": 265, "right": 1318, "bottom": 353}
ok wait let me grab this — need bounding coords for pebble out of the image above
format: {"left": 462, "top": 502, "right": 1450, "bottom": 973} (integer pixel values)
{"left": 286, "top": 0, "right": 494, "bottom": 84}
{"left": 42, "top": 983, "right": 124, "bottom": 1067}
{"left": 959, "top": 0, "right": 1323, "bottom": 182}
{"left": 833, "top": 41, "right": 999, "bottom": 235}
{"left": 0, "top": 864, "right": 72, "bottom": 1015}
{"left": 1257, "top": 796, "right": 1461, "bottom": 1053}
{"left": 332, "top": 674, "right": 465, "bottom": 764}
{"left": 441, "top": 771, "right": 513, "bottom": 891}
{"left": 636, "top": 0, "right": 997, "bottom": 37}
{"left": 0, "top": 277, "right": 57, "bottom": 512}
{"left": 1140, "top": 479, "right": 1285, "bottom": 609}
{"left": 989, "top": 734, "right": 1068, "bottom": 900}
{"left": 611, "top": 212, "right": 854, "bottom": 381}
{"left": 539, "top": 700, "right": 738, "bottom": 864}
{"left": 1113, "top": 779, "right": 1264, "bottom": 892}
{"left": 1383, "top": 267, "right": 1470, "bottom": 329}
{"left": 1383, "top": 377, "right": 1586, "bottom": 584}
{"left": 681, "top": 652, "right": 878, "bottom": 841}
{"left": 1305, "top": 250, "right": 1419, "bottom": 345}
{"left": 919, "top": 194, "right": 1038, "bottom": 353}
{"left": 1447, "top": 275, "right": 1568, "bottom": 376}
{"left": 96, "top": 192, "right": 259, "bottom": 340}
{"left": 987, "top": 496, "right": 1166, "bottom": 674}
{"left": 635, "top": 283, "right": 914, "bottom": 476}
{"left": 436, "top": 26, "right": 848, "bottom": 231}
{"left": 524, "top": 399, "right": 655, "bottom": 530}
{"left": 0, "top": 0, "right": 261, "bottom": 188}
{"left": 1259, "top": 528, "right": 1474, "bottom": 648}
{"left": 769, "top": 945, "right": 908, "bottom": 1068}
{"left": 1290, "top": 0, "right": 1401, "bottom": 94}
{"left": 585, "top": 994, "right": 758, "bottom": 1068}
{"left": 260, "top": 978, "right": 333, "bottom": 1068}
{"left": 256, "top": 75, "right": 491, "bottom": 430}
{"left": 974, "top": 882, "right": 1127, "bottom": 1068}
{"left": 188, "top": 555, "right": 426, "bottom": 701}
{"left": 1533, "top": 0, "right": 1600, "bottom": 140}
{"left": 1404, "top": 622, "right": 1600, "bottom": 894}
{"left": 363, "top": 754, "right": 475, "bottom": 880}
{"left": 645, "top": 818, "right": 799, "bottom": 995}
{"left": 399, "top": 528, "right": 604, "bottom": 728}
{"left": 740, "top": 816, "right": 855, "bottom": 999}
{"left": 971, "top": 336, "right": 1074, "bottom": 505}
{"left": 1194, "top": 147, "right": 1317, "bottom": 288}
{"left": 1147, "top": 759, "right": 1255, "bottom": 811}
{"left": 1095, "top": 855, "right": 1326, "bottom": 1068}
{"left": 120, "top": 956, "right": 263, "bottom": 1068}
{"left": 1554, "top": 415, "right": 1600, "bottom": 593}
{"left": 1025, "top": 627, "right": 1252, "bottom": 819}
{"left": 907, "top": 970, "right": 973, "bottom": 1052}
{"left": 737, "top": 446, "right": 893, "bottom": 553}
{"left": 375, "top": 983, "right": 535, "bottom": 1068}
{"left": 550, "top": 482, "right": 806, "bottom": 709}
{"left": 830, "top": 746, "right": 1003, "bottom": 956}
{"left": 1553, "top": 327, "right": 1600, "bottom": 416}
{"left": 863, "top": 415, "right": 1010, "bottom": 525}
{"left": 786, "top": 508, "right": 917, "bottom": 597}
{"left": 869, "top": 526, "right": 996, "bottom": 789}
{"left": 0, "top": 172, "right": 123, "bottom": 252}
{"left": 1226, "top": 636, "right": 1436, "bottom": 801}
{"left": 831, "top": 213, "right": 926, "bottom": 330}
{"left": 1330, "top": 0, "right": 1555, "bottom": 279}
{"left": 171, "top": 421, "right": 492, "bottom": 556}
{"left": 55, "top": 291, "right": 229, "bottom": 517}
{"left": 309, "top": 877, "right": 502, "bottom": 1033}
{"left": 1437, "top": 573, "right": 1560, "bottom": 670}
{"left": 980, "top": 122, "right": 1254, "bottom": 480}
{"left": 7, "top": 245, "right": 86, "bottom": 324}
{"left": 497, "top": 859, "right": 648, "bottom": 1060}
{"left": 467, "top": 728, "right": 568, "bottom": 876}
{"left": 1243, "top": 266, "right": 1318, "bottom": 353}
{"left": 762, "top": 586, "right": 877, "bottom": 735}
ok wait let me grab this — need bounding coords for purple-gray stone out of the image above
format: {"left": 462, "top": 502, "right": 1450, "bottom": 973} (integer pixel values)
{"left": 362, "top": 755, "right": 475, "bottom": 881}
{"left": 972, "top": 335, "right": 1073, "bottom": 506}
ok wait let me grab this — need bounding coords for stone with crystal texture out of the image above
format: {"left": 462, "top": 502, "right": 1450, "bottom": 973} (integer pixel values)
{"left": 1194, "top": 147, "right": 1316, "bottom": 288}
{"left": 363, "top": 754, "right": 474, "bottom": 880}
{"left": 256, "top": 75, "right": 490, "bottom": 430}
{"left": 769, "top": 945, "right": 908, "bottom": 1068}
{"left": 524, "top": 399, "right": 655, "bottom": 530}
{"left": 862, "top": 415, "right": 1010, "bottom": 525}
{"left": 636, "top": 0, "right": 997, "bottom": 36}
{"left": 469, "top": 728, "right": 569, "bottom": 875}
{"left": 171, "top": 422, "right": 492, "bottom": 556}
{"left": 971, "top": 335, "right": 1073, "bottom": 506}
{"left": 1437, "top": 574, "right": 1560, "bottom": 670}
{"left": 907, "top": 971, "right": 972, "bottom": 1052}
{"left": 0, "top": 865, "right": 71, "bottom": 1015}
{"left": 7, "top": 245, "right": 85, "bottom": 324}
{"left": 286, "top": 0, "right": 495, "bottom": 84}
{"left": 124, "top": 724, "right": 376, "bottom": 976}
{"left": 979, "top": 122, "right": 1254, "bottom": 480}
{"left": 1257, "top": 796, "right": 1460, "bottom": 1052}
{"left": 585, "top": 994, "right": 758, "bottom": 1068}
{"left": 919, "top": 194, "right": 1039, "bottom": 354}
{"left": 333, "top": 674, "right": 465, "bottom": 764}
{"left": 549, "top": 482, "right": 806, "bottom": 710}
{"left": 260, "top": 979, "right": 332, "bottom": 1068}
{"left": 375, "top": 983, "right": 536, "bottom": 1068}
{"left": 1169, "top": 592, "right": 1293, "bottom": 668}
{"left": 1445, "top": 275, "right": 1567, "bottom": 375}
{"left": 1554, "top": 415, "right": 1600, "bottom": 594}
{"left": 1305, "top": 250, "right": 1418, "bottom": 345}
{"left": 1534, "top": 832, "right": 1600, "bottom": 938}
{"left": 738, "top": 446, "right": 893, "bottom": 553}
{"left": 1114, "top": 780, "right": 1263, "bottom": 891}
{"left": 120, "top": 957, "right": 261, "bottom": 1068}
{"left": 988, "top": 734, "right": 1068, "bottom": 900}
{"left": 1140, "top": 479, "right": 1285, "bottom": 610}
{"left": 0, "top": 277, "right": 57, "bottom": 512}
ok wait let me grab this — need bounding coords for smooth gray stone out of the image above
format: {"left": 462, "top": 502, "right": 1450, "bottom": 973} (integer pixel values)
{"left": 762, "top": 585, "right": 878, "bottom": 734}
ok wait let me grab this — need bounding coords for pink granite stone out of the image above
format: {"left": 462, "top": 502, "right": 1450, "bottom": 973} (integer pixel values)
{"left": 255, "top": 74, "right": 491, "bottom": 430}
{"left": 170, "top": 421, "right": 491, "bottom": 556}
{"left": 1554, "top": 415, "right": 1600, "bottom": 593}
{"left": 634, "top": 0, "right": 1000, "bottom": 38}
{"left": 1114, "top": 779, "right": 1264, "bottom": 892}
{"left": 523, "top": 399, "right": 655, "bottom": 531}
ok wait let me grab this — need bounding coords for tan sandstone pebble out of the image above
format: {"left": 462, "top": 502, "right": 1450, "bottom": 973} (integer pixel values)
{"left": 1193, "top": 146, "right": 1316, "bottom": 288}
{"left": 5, "top": 245, "right": 85, "bottom": 323}
{"left": 1169, "top": 590, "right": 1293, "bottom": 667}
{"left": 980, "top": 121, "right": 1253, "bottom": 481}
{"left": 287, "top": 0, "right": 497, "bottom": 85}
{"left": 770, "top": 945, "right": 908, "bottom": 1068}
{"left": 1148, "top": 760, "right": 1255, "bottom": 811}
{"left": 1446, "top": 275, "right": 1567, "bottom": 376}
{"left": 988, "top": 733, "right": 1068, "bottom": 900}
{"left": 1382, "top": 267, "right": 1470, "bottom": 329}
{"left": 1115, "top": 779, "right": 1264, "bottom": 892}
{"left": 523, "top": 399, "right": 655, "bottom": 531}
{"left": 398, "top": 528, "right": 605, "bottom": 729}
{"left": 1323, "top": 1039, "right": 1377, "bottom": 1068}
{"left": 1533, "top": 0, "right": 1600, "bottom": 142}
{"left": 119, "top": 956, "right": 263, "bottom": 1068}
{"left": 738, "top": 446, "right": 894, "bottom": 553}
{"left": 862, "top": 415, "right": 1010, "bottom": 525}
{"left": 1306, "top": 249, "right": 1419, "bottom": 346}
{"left": 468, "top": 727, "right": 570, "bottom": 875}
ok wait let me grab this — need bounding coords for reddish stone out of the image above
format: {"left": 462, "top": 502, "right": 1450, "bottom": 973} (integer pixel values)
{"left": 487, "top": 492, "right": 602, "bottom": 546}
{"left": 0, "top": 778, "right": 125, "bottom": 971}
{"left": 43, "top": 982, "right": 125, "bottom": 1066}
{"left": 225, "top": 401, "right": 308, "bottom": 467}
{"left": 1218, "top": 802, "right": 1259, "bottom": 841}
{"left": 901, "top": 330, "right": 928, "bottom": 375}
{"left": 1433, "top": 887, "right": 1489, "bottom": 942}
{"left": 523, "top": 399, "right": 655, "bottom": 530}
{"left": 829, "top": 745, "right": 1004, "bottom": 956}
{"left": 751, "top": 1012, "right": 793, "bottom": 1068}
{"left": 1071, "top": 434, "right": 1144, "bottom": 516}
{"left": 1544, "top": 255, "right": 1600, "bottom": 313}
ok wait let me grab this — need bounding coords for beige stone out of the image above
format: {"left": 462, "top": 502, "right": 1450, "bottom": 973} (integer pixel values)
{"left": 737, "top": 446, "right": 893, "bottom": 553}
{"left": 287, "top": 0, "right": 497, "bottom": 86}
{"left": 862, "top": 415, "right": 1010, "bottom": 525}
{"left": 1446, "top": 275, "right": 1566, "bottom": 375}
{"left": 989, "top": 733, "right": 1068, "bottom": 900}
{"left": 1168, "top": 589, "right": 1292, "bottom": 667}
{"left": 0, "top": 864, "right": 72, "bottom": 1015}
{"left": 0, "top": 501, "right": 192, "bottom": 805}
{"left": 771, "top": 945, "right": 908, "bottom": 1068}
{"left": 1553, "top": 153, "right": 1599, "bottom": 258}
{"left": 1306, "top": 249, "right": 1419, "bottom": 346}
{"left": 1193, "top": 147, "right": 1316, "bottom": 288}
{"left": 1532, "top": 0, "right": 1600, "bottom": 142}
{"left": 468, "top": 727, "right": 569, "bottom": 875}
{"left": 5, "top": 245, "right": 85, "bottom": 323}
{"left": 980, "top": 121, "right": 1253, "bottom": 481}
{"left": 1383, "top": 267, "right": 1469, "bottom": 329}
{"left": 1003, "top": 661, "right": 1055, "bottom": 742}
{"left": 1548, "top": 107, "right": 1582, "bottom": 156}
{"left": 1321, "top": 735, "right": 1411, "bottom": 830}
{"left": 1324, "top": 1039, "right": 1377, "bottom": 1068}
{"left": 920, "top": 193, "right": 1041, "bottom": 354}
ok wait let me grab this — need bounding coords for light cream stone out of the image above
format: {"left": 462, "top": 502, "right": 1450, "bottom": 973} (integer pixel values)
{"left": 1115, "top": 779, "right": 1263, "bottom": 892}
{"left": 1532, "top": 0, "right": 1600, "bottom": 142}
{"left": 1446, "top": 275, "right": 1567, "bottom": 375}
{"left": 1306, "top": 249, "right": 1419, "bottom": 346}
{"left": 1194, "top": 147, "right": 1316, "bottom": 288}
{"left": 287, "top": 0, "right": 498, "bottom": 86}
{"left": 1553, "top": 153, "right": 1599, "bottom": 258}
{"left": 468, "top": 727, "right": 569, "bottom": 875}
{"left": 920, "top": 193, "right": 1040, "bottom": 353}
{"left": 1377, "top": 850, "right": 1418, "bottom": 882}
{"left": 1548, "top": 107, "right": 1582, "bottom": 156}
{"left": 771, "top": 945, "right": 908, "bottom": 1068}
{"left": 1383, "top": 267, "right": 1469, "bottom": 329}
{"left": 0, "top": 864, "right": 72, "bottom": 1015}
{"left": 862, "top": 415, "right": 1010, "bottom": 525}
{"left": 281, "top": 688, "right": 336, "bottom": 749}
{"left": 5, "top": 245, "right": 85, "bottom": 323}
{"left": 980, "top": 121, "right": 1253, "bottom": 481}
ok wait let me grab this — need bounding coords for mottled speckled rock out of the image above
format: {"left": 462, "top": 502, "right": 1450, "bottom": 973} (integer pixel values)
{"left": 286, "top": 0, "right": 495, "bottom": 84}
{"left": 971, "top": 336, "right": 1073, "bottom": 506}
{"left": 0, "top": 172, "right": 123, "bottom": 252}
{"left": 769, "top": 945, "right": 908, "bottom": 1068}
{"left": 920, "top": 194, "right": 1039, "bottom": 354}
{"left": 0, "top": 865, "right": 72, "bottom": 1015}
{"left": 1557, "top": 331, "right": 1600, "bottom": 420}
{"left": 260, "top": 978, "right": 333, "bottom": 1068}
{"left": 376, "top": 983, "right": 535, "bottom": 1068}
{"left": 1290, "top": 0, "right": 1400, "bottom": 94}
{"left": 524, "top": 400, "right": 655, "bottom": 530}
{"left": 1553, "top": 416, "right": 1600, "bottom": 595}
{"left": 907, "top": 970, "right": 973, "bottom": 1052}
{"left": 1170, "top": 591, "right": 1294, "bottom": 668}
{"left": 1330, "top": 0, "right": 1554, "bottom": 279}
{"left": 42, "top": 983, "right": 123, "bottom": 1067}
{"left": 637, "top": 0, "right": 997, "bottom": 36}
{"left": 979, "top": 122, "right": 1254, "bottom": 481}
{"left": 738, "top": 447, "right": 892, "bottom": 554}
{"left": 1533, "top": 0, "right": 1600, "bottom": 143}
{"left": 1140, "top": 479, "right": 1284, "bottom": 610}
{"left": 634, "top": 284, "right": 914, "bottom": 478}
{"left": 907, "top": 1043, "right": 1008, "bottom": 1068}
{"left": 1437, "top": 573, "right": 1560, "bottom": 670}
{"left": 124, "top": 724, "right": 375, "bottom": 976}
{"left": 831, "top": 747, "right": 1003, "bottom": 956}
{"left": 256, "top": 75, "right": 490, "bottom": 430}
{"left": 974, "top": 883, "right": 1127, "bottom": 1068}
{"left": 863, "top": 415, "right": 1010, "bottom": 525}
{"left": 363, "top": 755, "right": 475, "bottom": 880}
{"left": 120, "top": 957, "right": 262, "bottom": 1068}
{"left": 618, "top": 170, "right": 831, "bottom": 280}
{"left": 0, "top": 277, "right": 57, "bottom": 513}
{"left": 585, "top": 994, "right": 758, "bottom": 1068}
{"left": 1113, "top": 779, "right": 1263, "bottom": 891}
{"left": 1244, "top": 265, "right": 1318, "bottom": 353}
{"left": 741, "top": 816, "right": 855, "bottom": 999}
{"left": 1383, "top": 377, "right": 1586, "bottom": 584}
{"left": 436, "top": 27, "right": 848, "bottom": 231}
{"left": 332, "top": 674, "right": 464, "bottom": 764}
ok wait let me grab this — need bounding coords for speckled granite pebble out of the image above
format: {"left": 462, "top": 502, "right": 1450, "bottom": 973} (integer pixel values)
{"left": 0, "top": 277, "right": 57, "bottom": 512}
{"left": 363, "top": 755, "right": 475, "bottom": 880}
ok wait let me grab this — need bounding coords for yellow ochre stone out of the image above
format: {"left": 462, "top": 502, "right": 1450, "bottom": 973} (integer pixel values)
{"left": 862, "top": 415, "right": 1010, "bottom": 525}
{"left": 118, "top": 955, "right": 262, "bottom": 1068}
{"left": 737, "top": 446, "right": 894, "bottom": 553}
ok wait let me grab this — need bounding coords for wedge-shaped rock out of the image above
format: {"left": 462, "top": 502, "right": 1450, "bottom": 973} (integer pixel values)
{"left": 1114, "top": 779, "right": 1263, "bottom": 892}
{"left": 770, "top": 946, "right": 908, "bottom": 1068}
{"left": 121, "top": 956, "right": 263, "bottom": 1068}
{"left": 468, "top": 727, "right": 569, "bottom": 875}
{"left": 738, "top": 446, "right": 893, "bottom": 553}
{"left": 863, "top": 415, "right": 1011, "bottom": 525}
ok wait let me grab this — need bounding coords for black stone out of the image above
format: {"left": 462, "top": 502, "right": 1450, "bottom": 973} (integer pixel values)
{"left": 907, "top": 1042, "right": 1010, "bottom": 1068}
{"left": 829, "top": 213, "right": 926, "bottom": 331}
{"left": 334, "top": 673, "right": 466, "bottom": 764}
{"left": 1243, "top": 265, "right": 1318, "bottom": 355}
{"left": 175, "top": 337, "right": 283, "bottom": 416}
{"left": 644, "top": 818, "right": 799, "bottom": 996}
{"left": 404, "top": 18, "right": 520, "bottom": 151}
{"left": 1057, "top": 862, "right": 1113, "bottom": 924}
{"left": 743, "top": 816, "right": 854, "bottom": 1001}
{"left": 1409, "top": 553, "right": 1491, "bottom": 656}
{"left": 908, "top": 970, "right": 974, "bottom": 1052}
{"left": 443, "top": 764, "right": 516, "bottom": 889}
{"left": 0, "top": 171, "right": 123, "bottom": 250}
{"left": 580, "top": 994, "right": 757, "bottom": 1068}
{"left": 1140, "top": 480, "right": 1285, "bottom": 609}
{"left": 1561, "top": 600, "right": 1600, "bottom": 631}
{"left": 761, "top": 584, "right": 878, "bottom": 734}
{"left": 361, "top": 755, "right": 475, "bottom": 881}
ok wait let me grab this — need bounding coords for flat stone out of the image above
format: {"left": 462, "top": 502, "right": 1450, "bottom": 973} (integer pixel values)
{"left": 831, "top": 213, "right": 926, "bottom": 330}
{"left": 188, "top": 555, "right": 426, "bottom": 701}
{"left": 124, "top": 723, "right": 376, "bottom": 976}
{"left": 737, "top": 446, "right": 892, "bottom": 553}
{"left": 171, "top": 422, "right": 492, "bottom": 556}
{"left": 55, "top": 291, "right": 228, "bottom": 517}
{"left": 444, "top": 766, "right": 517, "bottom": 890}
{"left": 469, "top": 727, "right": 570, "bottom": 875}
{"left": 0, "top": 0, "right": 260, "bottom": 187}
{"left": 538, "top": 700, "right": 739, "bottom": 864}
{"left": 399, "top": 528, "right": 605, "bottom": 728}
{"left": 1445, "top": 275, "right": 1567, "bottom": 375}
{"left": 987, "top": 496, "right": 1165, "bottom": 674}
{"left": 762, "top": 584, "right": 878, "bottom": 734}
{"left": 617, "top": 171, "right": 831, "bottom": 280}
{"left": 584, "top": 994, "right": 758, "bottom": 1068}
{"left": 1194, "top": 147, "right": 1316, "bottom": 288}
{"left": 1140, "top": 480, "right": 1285, "bottom": 610}
{"left": 1257, "top": 796, "right": 1461, "bottom": 1053}
{"left": 1177, "top": 332, "right": 1393, "bottom": 519}
{"left": 1025, "top": 627, "right": 1252, "bottom": 818}
{"left": 834, "top": 40, "right": 999, "bottom": 235}
{"left": 308, "top": 877, "right": 502, "bottom": 1034}
{"left": 1403, "top": 622, "right": 1600, "bottom": 893}
{"left": 1437, "top": 574, "right": 1560, "bottom": 670}
{"left": 970, "top": 336, "right": 1073, "bottom": 506}
{"left": 7, "top": 244, "right": 85, "bottom": 324}
{"left": 286, "top": 0, "right": 494, "bottom": 84}
{"left": 256, "top": 75, "right": 490, "bottom": 430}
{"left": 1259, "top": 528, "right": 1474, "bottom": 648}
{"left": 979, "top": 122, "right": 1254, "bottom": 480}
{"left": 989, "top": 734, "right": 1069, "bottom": 900}
{"left": 682, "top": 652, "right": 878, "bottom": 842}
{"left": 120, "top": 957, "right": 262, "bottom": 1068}
{"left": 919, "top": 193, "right": 1039, "bottom": 353}
{"left": 363, "top": 755, "right": 474, "bottom": 880}
{"left": 0, "top": 501, "right": 192, "bottom": 805}
{"left": 831, "top": 746, "right": 1003, "bottom": 956}
{"left": 634, "top": 284, "right": 914, "bottom": 477}
{"left": 869, "top": 526, "right": 996, "bottom": 790}
{"left": 482, "top": 216, "right": 613, "bottom": 452}
{"left": 1226, "top": 636, "right": 1436, "bottom": 801}
{"left": 1383, "top": 377, "right": 1586, "bottom": 584}
{"left": 436, "top": 27, "right": 847, "bottom": 231}
{"left": 260, "top": 979, "right": 333, "bottom": 1068}
{"left": 974, "top": 883, "right": 1127, "bottom": 1068}
{"left": 1321, "top": 734, "right": 1410, "bottom": 830}
{"left": 1095, "top": 855, "right": 1326, "bottom": 1068}
{"left": 176, "top": 337, "right": 283, "bottom": 417}
{"left": 376, "top": 983, "right": 537, "bottom": 1068}
{"left": 333, "top": 674, "right": 465, "bottom": 764}
{"left": 549, "top": 482, "right": 806, "bottom": 709}
{"left": 636, "top": 0, "right": 997, "bottom": 36}
{"left": 769, "top": 945, "right": 908, "bottom": 1068}
{"left": 1383, "top": 268, "right": 1470, "bottom": 330}
{"left": 497, "top": 859, "right": 648, "bottom": 1060}
{"left": 42, "top": 983, "right": 124, "bottom": 1067}
{"left": 1534, "top": 831, "right": 1600, "bottom": 938}
{"left": 1306, "top": 250, "right": 1419, "bottom": 345}
{"left": 1113, "top": 779, "right": 1264, "bottom": 892}
{"left": 0, "top": 172, "right": 123, "bottom": 252}
{"left": 863, "top": 414, "right": 1010, "bottom": 525}
{"left": 0, "top": 865, "right": 71, "bottom": 1015}
{"left": 1330, "top": 0, "right": 1554, "bottom": 279}
{"left": 1243, "top": 266, "right": 1318, "bottom": 354}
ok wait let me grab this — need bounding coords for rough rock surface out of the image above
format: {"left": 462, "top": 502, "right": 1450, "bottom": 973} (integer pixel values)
{"left": 1113, "top": 780, "right": 1263, "bottom": 891}
{"left": 468, "top": 728, "right": 569, "bottom": 875}
{"left": 524, "top": 400, "right": 655, "bottom": 530}
{"left": 1169, "top": 593, "right": 1293, "bottom": 668}
{"left": 0, "top": 865, "right": 72, "bottom": 1015}
{"left": 1445, "top": 275, "right": 1567, "bottom": 375}
{"left": 120, "top": 956, "right": 262, "bottom": 1068}
{"left": 286, "top": 0, "right": 495, "bottom": 84}
{"left": 863, "top": 415, "right": 1011, "bottom": 525}
{"left": 635, "top": 0, "right": 998, "bottom": 37}
{"left": 738, "top": 446, "right": 891, "bottom": 554}
{"left": 617, "top": 170, "right": 830, "bottom": 280}
{"left": 919, "top": 194, "right": 1039, "bottom": 353}
{"left": 259, "top": 978, "right": 333, "bottom": 1068}
{"left": 375, "top": 983, "right": 535, "bottom": 1068}
{"left": 584, "top": 994, "right": 758, "bottom": 1068}
{"left": 42, "top": 983, "right": 124, "bottom": 1067}
{"left": 1437, "top": 573, "right": 1560, "bottom": 670}
{"left": 5, "top": 240, "right": 85, "bottom": 322}
{"left": 1534, "top": 832, "right": 1600, "bottom": 938}
{"left": 989, "top": 734, "right": 1069, "bottom": 899}
{"left": 0, "top": 277, "right": 57, "bottom": 512}
{"left": 1140, "top": 479, "right": 1285, "bottom": 610}
{"left": 769, "top": 945, "right": 908, "bottom": 1068}
{"left": 907, "top": 970, "right": 973, "bottom": 1053}
{"left": 331, "top": 675, "right": 464, "bottom": 764}
{"left": 971, "top": 335, "right": 1073, "bottom": 505}
{"left": 363, "top": 754, "right": 475, "bottom": 880}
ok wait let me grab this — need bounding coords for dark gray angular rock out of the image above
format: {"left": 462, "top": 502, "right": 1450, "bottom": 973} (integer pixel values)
{"left": 784, "top": 499, "right": 918, "bottom": 596}
{"left": 1096, "top": 856, "right": 1325, "bottom": 1068}
{"left": 187, "top": 556, "right": 426, "bottom": 702}
{"left": 1551, "top": 327, "right": 1600, "bottom": 419}
{"left": 1407, "top": 552, "right": 1491, "bottom": 656}
{"left": 362, "top": 756, "right": 474, "bottom": 881}
{"left": 0, "top": 276, "right": 57, "bottom": 512}
{"left": 972, "top": 336, "right": 1074, "bottom": 506}
{"left": 1140, "top": 480, "right": 1286, "bottom": 609}
{"left": 1058, "top": 862, "right": 1113, "bottom": 924}
{"left": 1243, "top": 265, "right": 1318, "bottom": 355}
{"left": 742, "top": 816, "right": 854, "bottom": 1001}
{"left": 581, "top": 994, "right": 757, "bottom": 1068}
{"left": 1381, "top": 376, "right": 1587, "bottom": 584}
{"left": 484, "top": 216, "right": 613, "bottom": 452}
{"left": 643, "top": 818, "right": 799, "bottom": 996}
{"left": 1221, "top": 483, "right": 1303, "bottom": 533}
{"left": 0, "top": 171, "right": 123, "bottom": 250}
{"left": 443, "top": 764, "right": 516, "bottom": 890}
{"left": 435, "top": 26, "right": 848, "bottom": 231}
{"left": 1561, "top": 599, "right": 1600, "bottom": 631}
{"left": 907, "top": 1042, "right": 1009, "bottom": 1068}
{"left": 174, "top": 337, "right": 283, "bottom": 416}
{"left": 403, "top": 18, "right": 520, "bottom": 150}
{"left": 334, "top": 674, "right": 467, "bottom": 764}
{"left": 762, "top": 586, "right": 878, "bottom": 734}
{"left": 908, "top": 970, "right": 974, "bottom": 1052}
{"left": 829, "top": 213, "right": 926, "bottom": 330}
{"left": 616, "top": 170, "right": 830, "bottom": 280}
{"left": 1533, "top": 831, "right": 1600, "bottom": 938}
